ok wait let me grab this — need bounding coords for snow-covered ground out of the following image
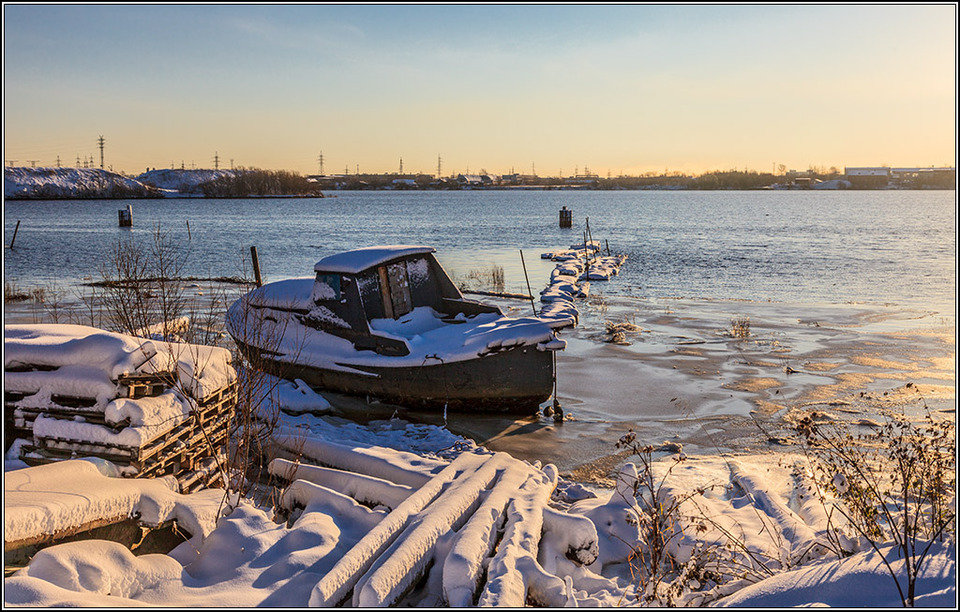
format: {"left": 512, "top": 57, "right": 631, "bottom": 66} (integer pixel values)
{"left": 6, "top": 380, "right": 955, "bottom": 607}
{"left": 136, "top": 169, "right": 239, "bottom": 194}
{"left": 2, "top": 166, "right": 239, "bottom": 198}
{"left": 3, "top": 167, "right": 156, "bottom": 199}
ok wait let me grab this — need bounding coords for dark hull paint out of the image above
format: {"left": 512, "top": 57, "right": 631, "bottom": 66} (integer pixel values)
{"left": 234, "top": 340, "right": 554, "bottom": 413}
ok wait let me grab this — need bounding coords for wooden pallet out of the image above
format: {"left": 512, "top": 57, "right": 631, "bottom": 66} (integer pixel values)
{"left": 117, "top": 372, "right": 174, "bottom": 399}
{"left": 16, "top": 380, "right": 237, "bottom": 494}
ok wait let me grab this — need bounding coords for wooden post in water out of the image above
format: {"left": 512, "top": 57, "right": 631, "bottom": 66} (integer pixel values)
{"left": 10, "top": 220, "right": 20, "bottom": 248}
{"left": 186, "top": 220, "right": 191, "bottom": 240}
{"left": 250, "top": 246, "right": 263, "bottom": 287}
{"left": 605, "top": 239, "right": 610, "bottom": 256}
{"left": 519, "top": 249, "right": 537, "bottom": 316}
{"left": 118, "top": 205, "right": 133, "bottom": 227}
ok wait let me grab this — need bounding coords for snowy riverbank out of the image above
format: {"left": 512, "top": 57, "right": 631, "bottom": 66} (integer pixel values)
{"left": 5, "top": 397, "right": 955, "bottom": 606}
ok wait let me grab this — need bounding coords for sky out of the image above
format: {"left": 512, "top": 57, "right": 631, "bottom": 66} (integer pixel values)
{"left": 2, "top": 4, "right": 956, "bottom": 176}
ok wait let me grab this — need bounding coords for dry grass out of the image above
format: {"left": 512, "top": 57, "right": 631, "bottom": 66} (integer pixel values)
{"left": 729, "top": 315, "right": 751, "bottom": 338}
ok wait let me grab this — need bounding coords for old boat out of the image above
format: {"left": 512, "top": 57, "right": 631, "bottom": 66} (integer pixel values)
{"left": 226, "top": 245, "right": 572, "bottom": 412}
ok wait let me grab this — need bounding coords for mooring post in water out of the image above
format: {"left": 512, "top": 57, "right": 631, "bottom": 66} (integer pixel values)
{"left": 519, "top": 249, "right": 537, "bottom": 316}
{"left": 605, "top": 239, "right": 610, "bottom": 256}
{"left": 118, "top": 204, "right": 133, "bottom": 227}
{"left": 9, "top": 220, "right": 20, "bottom": 248}
{"left": 250, "top": 246, "right": 263, "bottom": 287}
{"left": 186, "top": 219, "right": 191, "bottom": 240}
{"left": 585, "top": 216, "right": 595, "bottom": 256}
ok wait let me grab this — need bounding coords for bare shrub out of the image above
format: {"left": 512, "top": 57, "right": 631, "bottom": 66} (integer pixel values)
{"left": 793, "top": 394, "right": 956, "bottom": 606}
{"left": 4, "top": 280, "right": 31, "bottom": 303}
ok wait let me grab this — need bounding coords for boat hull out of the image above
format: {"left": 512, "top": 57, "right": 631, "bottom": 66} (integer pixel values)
{"left": 234, "top": 340, "right": 555, "bottom": 413}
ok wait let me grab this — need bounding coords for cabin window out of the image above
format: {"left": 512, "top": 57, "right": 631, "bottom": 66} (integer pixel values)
{"left": 377, "top": 261, "right": 413, "bottom": 319}
{"left": 313, "top": 273, "right": 341, "bottom": 302}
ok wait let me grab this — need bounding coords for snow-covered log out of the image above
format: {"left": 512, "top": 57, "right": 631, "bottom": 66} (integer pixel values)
{"left": 441, "top": 464, "right": 535, "bottom": 606}
{"left": 353, "top": 453, "right": 512, "bottom": 607}
{"left": 308, "top": 452, "right": 486, "bottom": 606}
{"left": 269, "top": 458, "right": 413, "bottom": 509}
{"left": 477, "top": 464, "right": 559, "bottom": 606}
{"left": 274, "top": 434, "right": 445, "bottom": 488}
{"left": 280, "top": 479, "right": 385, "bottom": 531}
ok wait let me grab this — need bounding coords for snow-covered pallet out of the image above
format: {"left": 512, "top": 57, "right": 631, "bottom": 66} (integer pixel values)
{"left": 4, "top": 324, "right": 238, "bottom": 493}
{"left": 268, "top": 441, "right": 630, "bottom": 607}
{"left": 4, "top": 459, "right": 224, "bottom": 571}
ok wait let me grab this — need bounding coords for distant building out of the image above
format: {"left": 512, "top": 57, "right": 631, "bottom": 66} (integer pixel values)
{"left": 456, "top": 173, "right": 498, "bottom": 187}
{"left": 844, "top": 166, "right": 955, "bottom": 189}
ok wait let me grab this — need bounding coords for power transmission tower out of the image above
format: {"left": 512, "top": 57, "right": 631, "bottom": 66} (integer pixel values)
{"left": 27, "top": 160, "right": 39, "bottom": 168}
{"left": 317, "top": 151, "right": 324, "bottom": 175}
{"left": 437, "top": 154, "right": 442, "bottom": 178}
{"left": 213, "top": 151, "right": 220, "bottom": 170}
{"left": 230, "top": 159, "right": 234, "bottom": 170}
{"left": 98, "top": 135, "right": 105, "bottom": 169}
{"left": 532, "top": 162, "right": 536, "bottom": 177}
{"left": 76, "top": 155, "right": 82, "bottom": 167}
{"left": 56, "top": 155, "right": 61, "bottom": 168}
{"left": 5, "top": 160, "right": 17, "bottom": 167}
{"left": 356, "top": 164, "right": 359, "bottom": 175}
{"left": 399, "top": 156, "right": 403, "bottom": 175}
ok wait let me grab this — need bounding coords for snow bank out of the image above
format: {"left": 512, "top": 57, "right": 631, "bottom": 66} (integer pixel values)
{"left": 715, "top": 540, "right": 956, "bottom": 607}
{"left": 4, "top": 499, "right": 372, "bottom": 607}
{"left": 4, "top": 167, "right": 155, "bottom": 199}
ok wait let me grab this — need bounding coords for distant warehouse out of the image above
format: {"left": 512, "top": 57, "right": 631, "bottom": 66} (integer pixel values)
{"left": 844, "top": 166, "right": 955, "bottom": 189}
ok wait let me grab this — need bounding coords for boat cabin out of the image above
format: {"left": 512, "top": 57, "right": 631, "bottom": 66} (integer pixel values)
{"left": 305, "top": 245, "right": 500, "bottom": 355}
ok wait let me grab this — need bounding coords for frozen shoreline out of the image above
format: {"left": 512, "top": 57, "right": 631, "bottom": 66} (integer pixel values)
{"left": 4, "top": 284, "right": 955, "bottom": 476}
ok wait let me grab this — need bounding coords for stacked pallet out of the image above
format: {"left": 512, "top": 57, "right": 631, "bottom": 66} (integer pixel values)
{"left": 4, "top": 324, "right": 237, "bottom": 493}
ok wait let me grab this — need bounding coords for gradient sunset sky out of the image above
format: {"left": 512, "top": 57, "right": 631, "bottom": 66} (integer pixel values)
{"left": 3, "top": 4, "right": 956, "bottom": 176}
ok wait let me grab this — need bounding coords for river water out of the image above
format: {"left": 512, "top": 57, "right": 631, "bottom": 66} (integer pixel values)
{"left": 4, "top": 190, "right": 956, "bottom": 313}
{"left": 4, "top": 190, "right": 956, "bottom": 471}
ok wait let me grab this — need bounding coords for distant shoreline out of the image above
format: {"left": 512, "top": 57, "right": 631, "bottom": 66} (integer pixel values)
{"left": 4, "top": 186, "right": 954, "bottom": 200}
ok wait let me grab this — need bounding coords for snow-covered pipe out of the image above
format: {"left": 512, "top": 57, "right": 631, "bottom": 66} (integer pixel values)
{"left": 308, "top": 452, "right": 486, "bottom": 606}
{"left": 280, "top": 479, "right": 385, "bottom": 531}
{"left": 477, "top": 464, "right": 559, "bottom": 606}
{"left": 353, "top": 453, "right": 511, "bottom": 607}
{"left": 442, "top": 464, "right": 535, "bottom": 606}
{"left": 274, "top": 434, "right": 445, "bottom": 489}
{"left": 269, "top": 458, "right": 413, "bottom": 509}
